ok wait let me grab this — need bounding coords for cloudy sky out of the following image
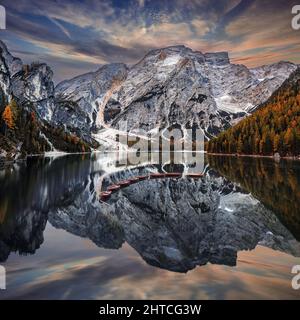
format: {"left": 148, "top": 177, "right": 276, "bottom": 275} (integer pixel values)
{"left": 0, "top": 0, "right": 299, "bottom": 83}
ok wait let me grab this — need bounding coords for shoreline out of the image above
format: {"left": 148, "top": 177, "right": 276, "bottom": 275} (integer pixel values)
{"left": 2, "top": 151, "right": 300, "bottom": 170}
{"left": 0, "top": 150, "right": 94, "bottom": 169}
{"left": 206, "top": 152, "right": 300, "bottom": 161}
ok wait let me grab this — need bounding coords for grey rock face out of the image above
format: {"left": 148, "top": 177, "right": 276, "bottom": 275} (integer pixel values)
{"left": 55, "top": 45, "right": 296, "bottom": 141}
{"left": 55, "top": 63, "right": 128, "bottom": 129}
{"left": 0, "top": 40, "right": 56, "bottom": 121}
{"left": 52, "top": 100, "right": 92, "bottom": 141}
{"left": 12, "top": 64, "right": 54, "bottom": 102}
{"left": 0, "top": 40, "right": 99, "bottom": 151}
{"left": 104, "top": 46, "right": 296, "bottom": 138}
{"left": 0, "top": 41, "right": 20, "bottom": 99}
{"left": 204, "top": 52, "right": 230, "bottom": 66}
{"left": 11, "top": 63, "right": 55, "bottom": 120}
{"left": 0, "top": 41, "right": 22, "bottom": 78}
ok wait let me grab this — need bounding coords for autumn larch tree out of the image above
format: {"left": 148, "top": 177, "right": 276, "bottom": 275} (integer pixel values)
{"left": 2, "top": 105, "right": 14, "bottom": 131}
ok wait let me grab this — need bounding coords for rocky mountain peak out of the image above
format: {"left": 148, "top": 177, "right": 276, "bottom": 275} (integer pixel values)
{"left": 0, "top": 41, "right": 98, "bottom": 159}
{"left": 97, "top": 46, "right": 296, "bottom": 139}
{"left": 0, "top": 40, "right": 22, "bottom": 77}
{"left": 138, "top": 45, "right": 230, "bottom": 67}
{"left": 53, "top": 43, "right": 297, "bottom": 143}
{"left": 12, "top": 63, "right": 54, "bottom": 102}
{"left": 204, "top": 52, "right": 230, "bottom": 66}
{"left": 0, "top": 40, "right": 55, "bottom": 115}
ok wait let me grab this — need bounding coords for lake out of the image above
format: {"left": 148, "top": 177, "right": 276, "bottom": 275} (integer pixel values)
{"left": 0, "top": 153, "right": 299, "bottom": 299}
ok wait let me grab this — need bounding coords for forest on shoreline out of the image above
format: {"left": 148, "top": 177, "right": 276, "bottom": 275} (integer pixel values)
{"left": 206, "top": 69, "right": 300, "bottom": 156}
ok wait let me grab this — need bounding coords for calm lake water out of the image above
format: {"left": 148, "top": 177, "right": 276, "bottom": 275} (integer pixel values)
{"left": 0, "top": 153, "right": 299, "bottom": 299}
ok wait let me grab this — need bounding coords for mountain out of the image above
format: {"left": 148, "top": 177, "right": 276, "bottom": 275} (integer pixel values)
{"left": 207, "top": 68, "right": 300, "bottom": 156}
{"left": 0, "top": 41, "right": 98, "bottom": 160}
{"left": 0, "top": 40, "right": 298, "bottom": 159}
{"left": 56, "top": 45, "right": 297, "bottom": 141}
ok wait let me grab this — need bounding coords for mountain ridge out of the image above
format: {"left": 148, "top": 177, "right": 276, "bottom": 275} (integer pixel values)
{"left": 55, "top": 44, "right": 297, "bottom": 141}
{"left": 0, "top": 40, "right": 298, "bottom": 159}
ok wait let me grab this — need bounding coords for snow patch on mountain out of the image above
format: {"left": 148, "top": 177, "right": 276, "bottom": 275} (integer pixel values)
{"left": 162, "top": 54, "right": 181, "bottom": 66}
{"left": 215, "top": 95, "right": 252, "bottom": 114}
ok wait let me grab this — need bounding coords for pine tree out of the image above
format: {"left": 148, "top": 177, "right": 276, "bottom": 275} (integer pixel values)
{"left": 284, "top": 128, "right": 293, "bottom": 155}
{"left": 273, "top": 134, "right": 280, "bottom": 153}
{"left": 237, "top": 135, "right": 243, "bottom": 154}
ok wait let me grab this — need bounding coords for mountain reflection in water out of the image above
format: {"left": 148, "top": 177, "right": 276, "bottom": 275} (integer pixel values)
{"left": 0, "top": 153, "right": 299, "bottom": 299}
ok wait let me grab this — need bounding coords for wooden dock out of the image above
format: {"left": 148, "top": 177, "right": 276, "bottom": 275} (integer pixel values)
{"left": 99, "top": 172, "right": 204, "bottom": 202}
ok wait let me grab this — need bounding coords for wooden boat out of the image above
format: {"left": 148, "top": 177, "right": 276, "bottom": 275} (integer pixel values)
{"left": 186, "top": 173, "right": 203, "bottom": 178}
{"left": 150, "top": 173, "right": 166, "bottom": 179}
{"left": 107, "top": 184, "right": 121, "bottom": 192}
{"left": 137, "top": 175, "right": 148, "bottom": 180}
{"left": 165, "top": 172, "right": 182, "bottom": 178}
{"left": 100, "top": 191, "right": 112, "bottom": 201}
{"left": 118, "top": 180, "right": 131, "bottom": 187}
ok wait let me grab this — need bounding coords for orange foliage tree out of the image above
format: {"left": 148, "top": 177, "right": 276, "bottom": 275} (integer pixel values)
{"left": 2, "top": 105, "right": 14, "bottom": 129}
